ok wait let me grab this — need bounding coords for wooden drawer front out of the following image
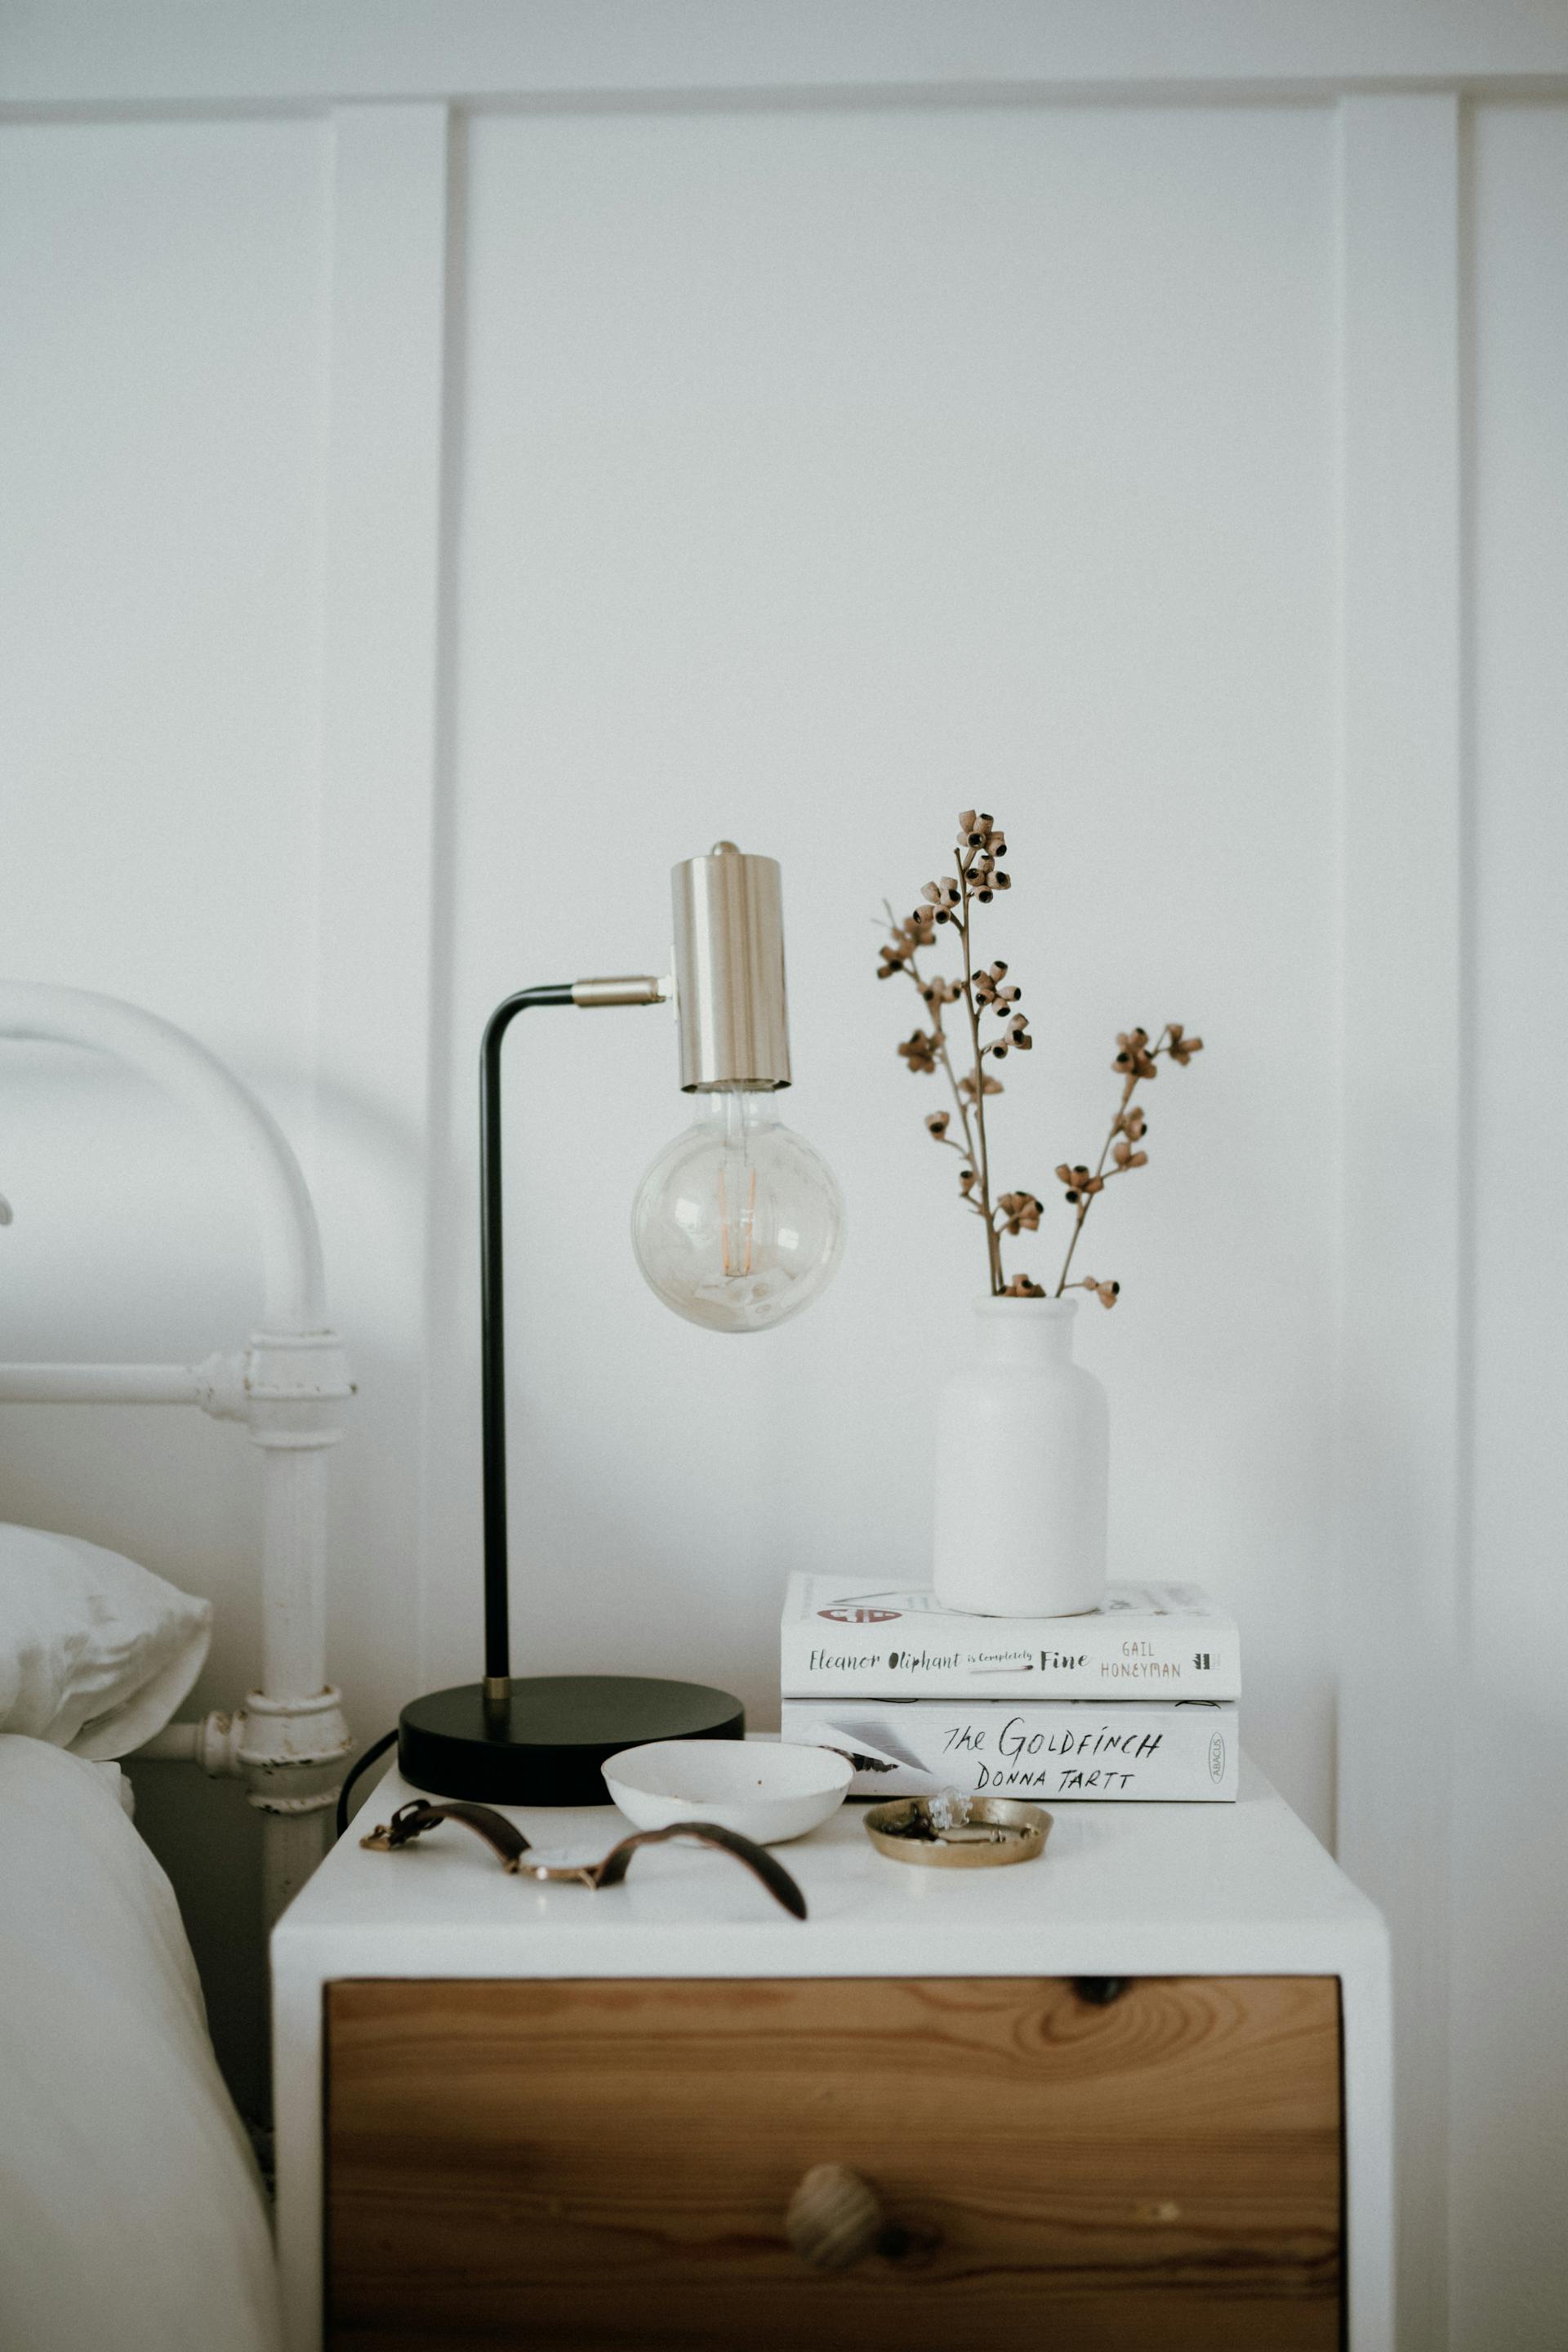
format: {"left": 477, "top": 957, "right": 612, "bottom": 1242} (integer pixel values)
{"left": 327, "top": 1975, "right": 1342, "bottom": 2352}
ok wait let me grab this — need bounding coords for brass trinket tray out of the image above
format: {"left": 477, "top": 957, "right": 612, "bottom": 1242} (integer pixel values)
{"left": 862, "top": 1793, "right": 1053, "bottom": 1868}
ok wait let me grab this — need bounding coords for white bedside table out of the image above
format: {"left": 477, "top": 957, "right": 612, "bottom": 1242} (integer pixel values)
{"left": 274, "top": 1753, "right": 1392, "bottom": 2352}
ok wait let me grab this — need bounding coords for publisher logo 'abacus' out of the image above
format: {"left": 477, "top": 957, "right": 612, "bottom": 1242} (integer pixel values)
{"left": 818, "top": 1606, "right": 902, "bottom": 1625}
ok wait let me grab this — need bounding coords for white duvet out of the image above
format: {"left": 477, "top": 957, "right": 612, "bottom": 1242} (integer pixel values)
{"left": 0, "top": 1736, "right": 283, "bottom": 2352}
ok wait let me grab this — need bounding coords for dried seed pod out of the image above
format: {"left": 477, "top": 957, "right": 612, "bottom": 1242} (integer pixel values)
{"left": 958, "top": 811, "right": 1004, "bottom": 857}
{"left": 1113, "top": 1027, "right": 1158, "bottom": 1080}
{"left": 925, "top": 1111, "right": 951, "bottom": 1139}
{"left": 1054, "top": 1162, "right": 1102, "bottom": 1204}
{"left": 1070, "top": 1276, "right": 1121, "bottom": 1309}
{"left": 897, "top": 1030, "right": 939, "bottom": 1075}
{"left": 974, "top": 962, "right": 1021, "bottom": 1009}
{"left": 878, "top": 908, "right": 938, "bottom": 979}
{"left": 1168, "top": 1025, "right": 1205, "bottom": 1066}
{"left": 1001, "top": 1272, "right": 1047, "bottom": 1298}
{"left": 996, "top": 1192, "right": 1043, "bottom": 1234}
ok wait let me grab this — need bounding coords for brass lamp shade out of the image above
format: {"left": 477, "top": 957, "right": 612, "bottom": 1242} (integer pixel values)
{"left": 671, "top": 841, "right": 791, "bottom": 1092}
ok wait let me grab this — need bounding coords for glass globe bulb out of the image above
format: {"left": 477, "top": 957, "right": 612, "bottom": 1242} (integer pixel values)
{"left": 631, "top": 1087, "right": 844, "bottom": 1334}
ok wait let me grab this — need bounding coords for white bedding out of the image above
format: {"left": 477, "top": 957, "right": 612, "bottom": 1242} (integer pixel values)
{"left": 0, "top": 1736, "right": 283, "bottom": 2352}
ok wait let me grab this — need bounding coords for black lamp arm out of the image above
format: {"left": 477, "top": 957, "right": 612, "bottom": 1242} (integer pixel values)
{"left": 479, "top": 978, "right": 666, "bottom": 1699}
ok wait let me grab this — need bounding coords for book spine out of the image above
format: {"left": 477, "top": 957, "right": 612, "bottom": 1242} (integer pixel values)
{"left": 780, "top": 1699, "right": 1239, "bottom": 1802}
{"left": 781, "top": 1624, "right": 1241, "bottom": 1702}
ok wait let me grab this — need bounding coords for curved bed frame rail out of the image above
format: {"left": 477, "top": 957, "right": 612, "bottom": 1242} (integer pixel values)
{"left": 0, "top": 982, "right": 354, "bottom": 1921}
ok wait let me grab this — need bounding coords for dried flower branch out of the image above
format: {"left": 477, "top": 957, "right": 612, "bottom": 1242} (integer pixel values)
{"left": 1052, "top": 1024, "right": 1204, "bottom": 1301}
{"left": 878, "top": 813, "right": 1205, "bottom": 1302}
{"left": 1064, "top": 1276, "right": 1121, "bottom": 1310}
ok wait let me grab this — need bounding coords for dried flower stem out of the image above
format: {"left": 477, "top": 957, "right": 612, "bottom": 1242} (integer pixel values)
{"left": 880, "top": 813, "right": 1203, "bottom": 1307}
{"left": 886, "top": 880, "right": 1004, "bottom": 1288}
{"left": 1054, "top": 1027, "right": 1171, "bottom": 1296}
{"left": 954, "top": 853, "right": 1004, "bottom": 1291}
{"left": 883, "top": 904, "right": 982, "bottom": 1187}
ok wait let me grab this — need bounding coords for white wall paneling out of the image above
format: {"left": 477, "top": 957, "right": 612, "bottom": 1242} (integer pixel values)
{"left": 1336, "top": 93, "right": 1463, "bottom": 2352}
{"left": 6, "top": 1, "right": 1568, "bottom": 108}
{"left": 2, "top": 14, "right": 1565, "bottom": 2347}
{"left": 1452, "top": 100, "right": 1568, "bottom": 2352}
{"left": 312, "top": 100, "right": 453, "bottom": 1726}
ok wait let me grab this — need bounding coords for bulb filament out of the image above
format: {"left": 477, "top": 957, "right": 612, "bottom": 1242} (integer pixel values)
{"left": 719, "top": 1164, "right": 758, "bottom": 1277}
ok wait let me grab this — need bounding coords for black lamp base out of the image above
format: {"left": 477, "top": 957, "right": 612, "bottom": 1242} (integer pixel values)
{"left": 397, "top": 1675, "right": 746, "bottom": 1806}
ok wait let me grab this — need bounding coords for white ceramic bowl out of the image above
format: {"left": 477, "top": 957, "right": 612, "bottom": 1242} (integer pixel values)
{"left": 602, "top": 1740, "right": 852, "bottom": 1846}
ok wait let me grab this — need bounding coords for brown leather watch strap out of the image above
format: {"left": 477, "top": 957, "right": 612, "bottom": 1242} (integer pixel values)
{"left": 360, "top": 1797, "right": 807, "bottom": 1919}
{"left": 588, "top": 1820, "right": 808, "bottom": 1918}
{"left": 359, "top": 1797, "right": 533, "bottom": 1870}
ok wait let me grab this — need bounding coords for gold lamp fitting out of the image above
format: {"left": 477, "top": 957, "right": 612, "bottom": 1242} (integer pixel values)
{"left": 670, "top": 841, "right": 791, "bottom": 1092}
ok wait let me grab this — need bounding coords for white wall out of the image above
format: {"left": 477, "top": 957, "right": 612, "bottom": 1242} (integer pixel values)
{"left": 0, "top": 11, "right": 1563, "bottom": 2347}
{"left": 430, "top": 101, "right": 1339, "bottom": 1824}
{"left": 1451, "top": 99, "right": 1568, "bottom": 2352}
{"left": 0, "top": 112, "right": 332, "bottom": 2109}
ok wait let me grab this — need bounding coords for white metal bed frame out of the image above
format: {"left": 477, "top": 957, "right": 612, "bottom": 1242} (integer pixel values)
{"left": 0, "top": 982, "right": 353, "bottom": 1920}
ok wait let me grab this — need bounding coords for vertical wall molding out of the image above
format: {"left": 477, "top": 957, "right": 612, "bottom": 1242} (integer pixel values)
{"left": 279, "top": 99, "right": 455, "bottom": 2352}
{"left": 1335, "top": 92, "right": 1463, "bottom": 2352}
{"left": 311, "top": 100, "right": 452, "bottom": 1726}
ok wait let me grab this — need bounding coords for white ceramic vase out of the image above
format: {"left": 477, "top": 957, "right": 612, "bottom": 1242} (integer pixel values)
{"left": 932, "top": 1294, "right": 1108, "bottom": 1618}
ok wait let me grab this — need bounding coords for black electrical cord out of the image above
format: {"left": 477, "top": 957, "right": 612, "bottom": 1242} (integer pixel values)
{"left": 334, "top": 1728, "right": 398, "bottom": 1842}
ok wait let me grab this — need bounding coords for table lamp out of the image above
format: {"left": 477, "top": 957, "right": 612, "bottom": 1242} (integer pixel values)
{"left": 397, "top": 842, "right": 844, "bottom": 1804}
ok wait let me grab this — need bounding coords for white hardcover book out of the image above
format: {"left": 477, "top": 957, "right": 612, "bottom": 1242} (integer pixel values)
{"left": 780, "top": 1697, "right": 1238, "bottom": 1802}
{"left": 780, "top": 1573, "right": 1240, "bottom": 1701}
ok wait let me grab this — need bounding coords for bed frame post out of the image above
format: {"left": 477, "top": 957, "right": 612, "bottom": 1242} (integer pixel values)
{"left": 0, "top": 982, "right": 354, "bottom": 1922}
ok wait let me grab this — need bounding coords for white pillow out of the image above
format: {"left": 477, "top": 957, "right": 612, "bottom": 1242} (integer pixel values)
{"left": 0, "top": 1523, "right": 211, "bottom": 1757}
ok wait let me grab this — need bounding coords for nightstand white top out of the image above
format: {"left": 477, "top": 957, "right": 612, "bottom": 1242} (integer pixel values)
{"left": 274, "top": 1753, "right": 1384, "bottom": 1983}
{"left": 271, "top": 1751, "right": 1392, "bottom": 2352}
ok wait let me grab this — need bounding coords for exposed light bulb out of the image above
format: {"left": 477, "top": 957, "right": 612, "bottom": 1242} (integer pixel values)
{"left": 631, "top": 1085, "right": 844, "bottom": 1334}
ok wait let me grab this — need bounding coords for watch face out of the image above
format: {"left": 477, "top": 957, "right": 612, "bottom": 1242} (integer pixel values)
{"left": 516, "top": 1846, "right": 601, "bottom": 1877}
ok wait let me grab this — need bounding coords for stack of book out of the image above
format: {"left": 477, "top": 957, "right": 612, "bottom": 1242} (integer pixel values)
{"left": 779, "top": 1575, "right": 1241, "bottom": 1802}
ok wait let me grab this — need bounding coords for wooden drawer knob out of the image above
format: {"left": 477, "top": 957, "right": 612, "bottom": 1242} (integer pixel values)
{"left": 786, "top": 2163, "right": 888, "bottom": 2272}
